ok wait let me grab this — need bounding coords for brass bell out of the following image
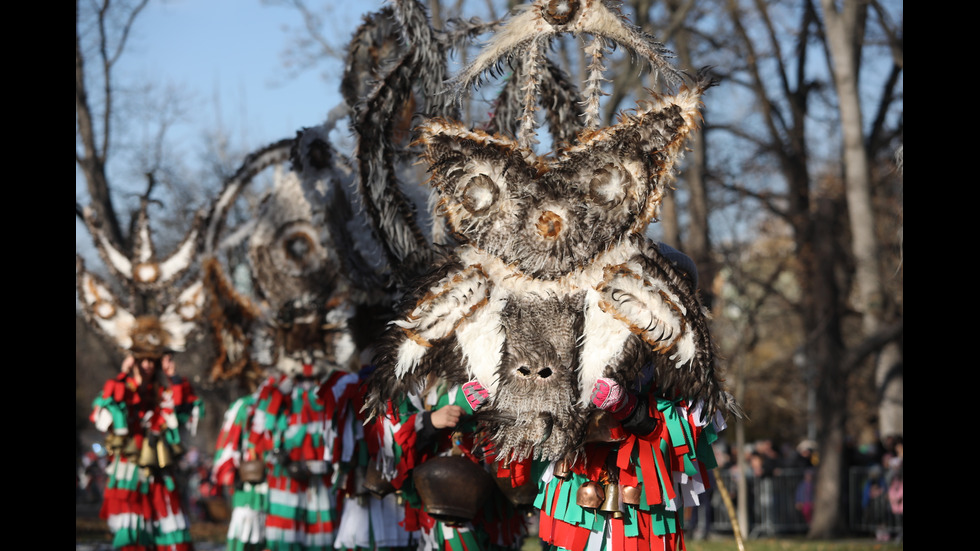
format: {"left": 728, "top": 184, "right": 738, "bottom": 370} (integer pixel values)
{"left": 138, "top": 438, "right": 158, "bottom": 468}
{"left": 104, "top": 434, "right": 125, "bottom": 454}
{"left": 600, "top": 483, "right": 624, "bottom": 519}
{"left": 239, "top": 459, "right": 266, "bottom": 484}
{"left": 364, "top": 461, "right": 396, "bottom": 499}
{"left": 157, "top": 439, "right": 174, "bottom": 469}
{"left": 553, "top": 457, "right": 571, "bottom": 480}
{"left": 621, "top": 483, "right": 642, "bottom": 506}
{"left": 576, "top": 480, "right": 604, "bottom": 509}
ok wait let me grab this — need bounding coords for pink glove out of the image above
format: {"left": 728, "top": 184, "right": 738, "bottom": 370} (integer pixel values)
{"left": 462, "top": 380, "right": 489, "bottom": 411}
{"left": 590, "top": 378, "right": 637, "bottom": 420}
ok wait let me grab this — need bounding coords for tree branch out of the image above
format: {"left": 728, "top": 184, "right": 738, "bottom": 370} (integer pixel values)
{"left": 842, "top": 319, "right": 903, "bottom": 371}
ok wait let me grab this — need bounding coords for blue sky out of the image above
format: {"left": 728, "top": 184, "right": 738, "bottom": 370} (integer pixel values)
{"left": 116, "top": 0, "right": 386, "bottom": 150}
{"left": 77, "top": 0, "right": 390, "bottom": 267}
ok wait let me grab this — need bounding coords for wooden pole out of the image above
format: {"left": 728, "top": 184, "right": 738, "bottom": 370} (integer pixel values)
{"left": 713, "top": 467, "right": 746, "bottom": 551}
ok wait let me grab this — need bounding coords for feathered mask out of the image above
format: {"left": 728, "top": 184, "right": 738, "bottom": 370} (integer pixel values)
{"left": 353, "top": 0, "right": 740, "bottom": 463}
{"left": 203, "top": 126, "right": 362, "bottom": 382}
{"left": 76, "top": 202, "right": 205, "bottom": 360}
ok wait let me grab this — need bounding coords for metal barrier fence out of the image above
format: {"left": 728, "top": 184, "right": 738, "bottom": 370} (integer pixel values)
{"left": 689, "top": 467, "right": 901, "bottom": 539}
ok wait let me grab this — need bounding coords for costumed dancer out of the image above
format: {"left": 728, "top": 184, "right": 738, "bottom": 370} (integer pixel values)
{"left": 203, "top": 135, "right": 385, "bottom": 551}
{"left": 346, "top": 3, "right": 741, "bottom": 550}
{"left": 332, "top": 358, "right": 416, "bottom": 551}
{"left": 78, "top": 201, "right": 208, "bottom": 551}
{"left": 366, "top": 374, "right": 530, "bottom": 551}
{"left": 210, "top": 321, "right": 361, "bottom": 551}
{"left": 92, "top": 350, "right": 205, "bottom": 551}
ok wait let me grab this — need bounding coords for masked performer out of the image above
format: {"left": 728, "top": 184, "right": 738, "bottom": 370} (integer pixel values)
{"left": 358, "top": 3, "right": 742, "bottom": 551}
{"left": 79, "top": 202, "right": 207, "bottom": 551}
{"left": 206, "top": 128, "right": 391, "bottom": 551}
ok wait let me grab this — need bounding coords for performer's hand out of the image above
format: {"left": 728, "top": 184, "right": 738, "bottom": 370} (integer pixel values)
{"left": 430, "top": 405, "right": 464, "bottom": 429}
{"left": 590, "top": 378, "right": 637, "bottom": 420}
{"left": 462, "top": 380, "right": 489, "bottom": 411}
{"left": 121, "top": 355, "right": 135, "bottom": 374}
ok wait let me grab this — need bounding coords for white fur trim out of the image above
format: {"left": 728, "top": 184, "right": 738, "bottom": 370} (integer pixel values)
{"left": 394, "top": 339, "right": 427, "bottom": 379}
{"left": 578, "top": 289, "right": 632, "bottom": 405}
{"left": 454, "top": 286, "right": 508, "bottom": 393}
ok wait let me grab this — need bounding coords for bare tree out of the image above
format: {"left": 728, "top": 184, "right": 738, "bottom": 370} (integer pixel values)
{"left": 685, "top": 0, "right": 903, "bottom": 537}
{"left": 76, "top": 0, "right": 151, "bottom": 246}
{"left": 820, "top": 0, "right": 903, "bottom": 445}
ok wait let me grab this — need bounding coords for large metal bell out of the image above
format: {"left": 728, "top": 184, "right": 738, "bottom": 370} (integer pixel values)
{"left": 621, "top": 483, "right": 643, "bottom": 505}
{"left": 138, "top": 438, "right": 158, "bottom": 467}
{"left": 552, "top": 457, "right": 572, "bottom": 479}
{"left": 239, "top": 459, "right": 266, "bottom": 484}
{"left": 600, "top": 483, "right": 624, "bottom": 518}
{"left": 492, "top": 460, "right": 538, "bottom": 507}
{"left": 576, "top": 480, "right": 605, "bottom": 509}
{"left": 413, "top": 455, "right": 494, "bottom": 525}
{"left": 363, "top": 460, "right": 396, "bottom": 498}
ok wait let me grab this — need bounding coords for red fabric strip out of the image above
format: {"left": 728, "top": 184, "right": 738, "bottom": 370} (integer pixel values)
{"left": 611, "top": 516, "right": 625, "bottom": 551}
{"left": 640, "top": 441, "right": 661, "bottom": 505}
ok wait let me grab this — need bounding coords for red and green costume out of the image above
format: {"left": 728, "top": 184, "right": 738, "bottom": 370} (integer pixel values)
{"left": 374, "top": 382, "right": 529, "bottom": 551}
{"left": 91, "top": 372, "right": 204, "bottom": 551}
{"left": 211, "top": 370, "right": 361, "bottom": 551}
{"left": 535, "top": 393, "right": 724, "bottom": 551}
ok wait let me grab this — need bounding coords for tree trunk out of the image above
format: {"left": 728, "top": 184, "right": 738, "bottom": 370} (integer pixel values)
{"left": 807, "top": 193, "right": 848, "bottom": 538}
{"left": 665, "top": 3, "right": 714, "bottom": 307}
{"left": 820, "top": 0, "right": 902, "bottom": 441}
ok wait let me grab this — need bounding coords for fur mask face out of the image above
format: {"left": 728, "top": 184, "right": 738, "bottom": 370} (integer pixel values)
{"left": 480, "top": 294, "right": 586, "bottom": 461}
{"left": 415, "top": 103, "right": 697, "bottom": 280}
{"left": 76, "top": 202, "right": 205, "bottom": 361}
{"left": 367, "top": 81, "right": 731, "bottom": 463}
{"left": 269, "top": 296, "right": 357, "bottom": 378}
{"left": 355, "top": 0, "right": 741, "bottom": 465}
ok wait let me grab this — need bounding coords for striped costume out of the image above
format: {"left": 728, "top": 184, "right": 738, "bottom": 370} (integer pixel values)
{"left": 373, "top": 380, "right": 529, "bottom": 551}
{"left": 333, "top": 367, "right": 415, "bottom": 551}
{"left": 534, "top": 391, "right": 726, "bottom": 551}
{"left": 91, "top": 371, "right": 204, "bottom": 550}
{"left": 212, "top": 370, "right": 360, "bottom": 551}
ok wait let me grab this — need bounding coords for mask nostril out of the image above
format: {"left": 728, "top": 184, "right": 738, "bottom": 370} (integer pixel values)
{"left": 538, "top": 367, "right": 553, "bottom": 378}
{"left": 518, "top": 365, "right": 532, "bottom": 376}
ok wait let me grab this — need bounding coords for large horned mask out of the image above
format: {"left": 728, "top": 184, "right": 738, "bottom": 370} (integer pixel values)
{"left": 76, "top": 202, "right": 205, "bottom": 360}
{"left": 359, "top": 0, "right": 738, "bottom": 464}
{"left": 205, "top": 126, "right": 361, "bottom": 381}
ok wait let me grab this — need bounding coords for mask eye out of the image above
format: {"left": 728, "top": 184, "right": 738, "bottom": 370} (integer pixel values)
{"left": 461, "top": 174, "right": 499, "bottom": 215}
{"left": 588, "top": 163, "right": 629, "bottom": 207}
{"left": 284, "top": 232, "right": 315, "bottom": 262}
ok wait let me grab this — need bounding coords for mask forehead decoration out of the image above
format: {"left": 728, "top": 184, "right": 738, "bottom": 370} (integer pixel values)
{"left": 77, "top": 201, "right": 206, "bottom": 360}
{"left": 203, "top": 125, "right": 365, "bottom": 384}
{"left": 358, "top": 0, "right": 740, "bottom": 464}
